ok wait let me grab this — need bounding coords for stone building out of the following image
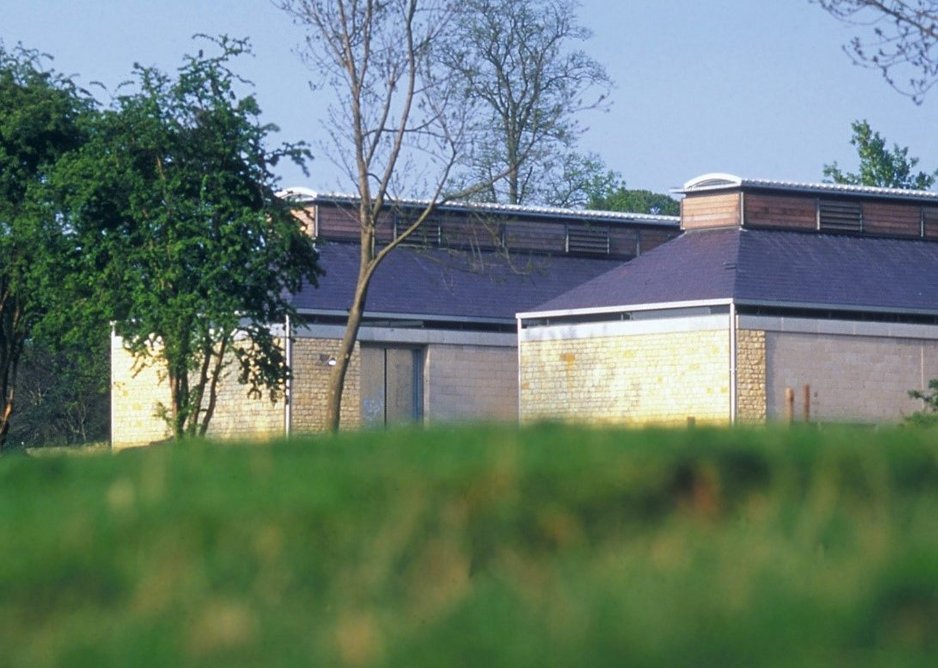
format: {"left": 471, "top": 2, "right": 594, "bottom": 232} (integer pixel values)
{"left": 111, "top": 192, "right": 679, "bottom": 448}
{"left": 518, "top": 174, "right": 938, "bottom": 426}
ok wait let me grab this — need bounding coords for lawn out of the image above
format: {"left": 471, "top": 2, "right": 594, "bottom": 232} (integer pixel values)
{"left": 2, "top": 424, "right": 938, "bottom": 666}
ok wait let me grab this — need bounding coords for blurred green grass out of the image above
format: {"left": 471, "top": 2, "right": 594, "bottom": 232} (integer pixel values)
{"left": 2, "top": 424, "right": 938, "bottom": 666}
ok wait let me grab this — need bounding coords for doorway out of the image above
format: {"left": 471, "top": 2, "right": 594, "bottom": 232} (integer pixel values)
{"left": 360, "top": 345, "right": 424, "bottom": 426}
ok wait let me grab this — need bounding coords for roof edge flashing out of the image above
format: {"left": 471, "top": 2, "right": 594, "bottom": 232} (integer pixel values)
{"left": 680, "top": 174, "right": 938, "bottom": 202}
{"left": 274, "top": 188, "right": 680, "bottom": 225}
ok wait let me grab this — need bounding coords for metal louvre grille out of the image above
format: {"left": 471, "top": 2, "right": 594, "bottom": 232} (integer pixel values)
{"left": 818, "top": 200, "right": 862, "bottom": 233}
{"left": 566, "top": 225, "right": 610, "bottom": 255}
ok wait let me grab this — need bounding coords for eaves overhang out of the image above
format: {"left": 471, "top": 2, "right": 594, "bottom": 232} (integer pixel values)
{"left": 295, "top": 306, "right": 516, "bottom": 327}
{"left": 732, "top": 297, "right": 938, "bottom": 320}
{"left": 518, "top": 296, "right": 938, "bottom": 324}
{"left": 516, "top": 298, "right": 734, "bottom": 322}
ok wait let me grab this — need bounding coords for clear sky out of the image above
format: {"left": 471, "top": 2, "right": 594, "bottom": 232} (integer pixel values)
{"left": 4, "top": 1, "right": 938, "bottom": 197}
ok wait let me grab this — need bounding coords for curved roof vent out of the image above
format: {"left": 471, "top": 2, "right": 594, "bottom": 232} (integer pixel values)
{"left": 682, "top": 173, "right": 744, "bottom": 191}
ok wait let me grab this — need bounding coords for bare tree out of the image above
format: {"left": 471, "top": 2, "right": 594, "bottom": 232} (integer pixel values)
{"left": 441, "top": 0, "right": 611, "bottom": 205}
{"left": 816, "top": 0, "right": 938, "bottom": 102}
{"left": 277, "top": 0, "right": 486, "bottom": 431}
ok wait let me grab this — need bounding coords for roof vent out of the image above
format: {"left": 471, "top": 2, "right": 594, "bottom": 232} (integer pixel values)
{"left": 682, "top": 173, "right": 743, "bottom": 191}
{"left": 819, "top": 200, "right": 862, "bottom": 233}
{"left": 566, "top": 224, "right": 610, "bottom": 255}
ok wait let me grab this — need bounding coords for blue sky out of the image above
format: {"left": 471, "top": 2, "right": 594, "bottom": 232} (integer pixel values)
{"left": 4, "top": 1, "right": 938, "bottom": 197}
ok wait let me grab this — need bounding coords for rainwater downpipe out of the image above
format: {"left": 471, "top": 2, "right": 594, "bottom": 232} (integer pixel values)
{"left": 516, "top": 316, "right": 523, "bottom": 424}
{"left": 284, "top": 314, "right": 292, "bottom": 438}
{"left": 729, "top": 301, "right": 738, "bottom": 424}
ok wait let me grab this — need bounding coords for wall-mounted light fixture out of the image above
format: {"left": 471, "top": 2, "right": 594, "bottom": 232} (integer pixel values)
{"left": 318, "top": 353, "right": 337, "bottom": 367}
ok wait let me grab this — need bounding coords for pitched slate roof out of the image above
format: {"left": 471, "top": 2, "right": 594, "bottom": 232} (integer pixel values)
{"left": 291, "top": 242, "right": 625, "bottom": 322}
{"left": 526, "top": 228, "right": 938, "bottom": 316}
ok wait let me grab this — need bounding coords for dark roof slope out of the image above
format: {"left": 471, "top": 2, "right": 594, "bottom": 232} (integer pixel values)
{"left": 735, "top": 229, "right": 938, "bottom": 313}
{"left": 528, "top": 228, "right": 938, "bottom": 316}
{"left": 529, "top": 228, "right": 741, "bottom": 312}
{"left": 291, "top": 242, "right": 624, "bottom": 321}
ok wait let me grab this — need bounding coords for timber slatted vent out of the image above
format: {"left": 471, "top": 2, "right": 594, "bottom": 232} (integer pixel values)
{"left": 394, "top": 217, "right": 442, "bottom": 247}
{"left": 923, "top": 207, "right": 938, "bottom": 240}
{"left": 818, "top": 200, "right": 862, "bottom": 233}
{"left": 566, "top": 224, "right": 610, "bottom": 255}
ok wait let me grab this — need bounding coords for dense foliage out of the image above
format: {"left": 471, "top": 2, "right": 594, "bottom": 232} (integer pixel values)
{"left": 53, "top": 37, "right": 320, "bottom": 440}
{"left": 1, "top": 36, "right": 320, "bottom": 446}
{"left": 823, "top": 119, "right": 937, "bottom": 189}
{"left": 585, "top": 168, "right": 680, "bottom": 215}
{"left": 3, "top": 425, "right": 938, "bottom": 665}
{"left": 0, "top": 44, "right": 95, "bottom": 451}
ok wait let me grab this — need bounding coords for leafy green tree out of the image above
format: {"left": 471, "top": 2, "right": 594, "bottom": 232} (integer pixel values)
{"left": 584, "top": 168, "right": 679, "bottom": 215}
{"left": 441, "top": 0, "right": 611, "bottom": 206}
{"left": 907, "top": 379, "right": 938, "bottom": 426}
{"left": 823, "top": 119, "right": 936, "bottom": 189}
{"left": 0, "top": 43, "right": 93, "bottom": 451}
{"left": 58, "top": 37, "right": 321, "bottom": 441}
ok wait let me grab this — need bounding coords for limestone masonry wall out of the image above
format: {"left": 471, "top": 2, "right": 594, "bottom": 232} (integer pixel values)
{"left": 736, "top": 329, "right": 767, "bottom": 423}
{"left": 289, "top": 338, "right": 362, "bottom": 432}
{"left": 424, "top": 344, "right": 518, "bottom": 423}
{"left": 203, "top": 371, "right": 283, "bottom": 442}
{"left": 520, "top": 328, "right": 730, "bottom": 425}
{"left": 111, "top": 335, "right": 286, "bottom": 450}
{"left": 111, "top": 336, "right": 172, "bottom": 449}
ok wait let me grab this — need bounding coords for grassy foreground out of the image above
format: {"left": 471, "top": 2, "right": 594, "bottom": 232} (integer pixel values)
{"left": 2, "top": 425, "right": 938, "bottom": 667}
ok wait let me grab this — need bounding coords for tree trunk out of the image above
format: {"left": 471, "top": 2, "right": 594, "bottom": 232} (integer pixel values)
{"left": 0, "top": 301, "right": 24, "bottom": 452}
{"left": 325, "top": 261, "right": 372, "bottom": 432}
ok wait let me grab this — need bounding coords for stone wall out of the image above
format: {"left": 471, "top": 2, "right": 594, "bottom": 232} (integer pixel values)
{"left": 288, "top": 338, "right": 362, "bottom": 432}
{"left": 111, "top": 336, "right": 285, "bottom": 450}
{"left": 111, "top": 335, "right": 173, "bottom": 449}
{"left": 736, "top": 329, "right": 767, "bottom": 423}
{"left": 424, "top": 344, "right": 518, "bottom": 423}
{"left": 202, "top": 371, "right": 284, "bottom": 442}
{"left": 519, "top": 319, "right": 731, "bottom": 425}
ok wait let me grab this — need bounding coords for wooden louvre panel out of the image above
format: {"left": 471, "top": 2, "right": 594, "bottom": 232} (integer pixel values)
{"left": 439, "top": 214, "right": 502, "bottom": 251}
{"left": 395, "top": 219, "right": 442, "bottom": 247}
{"left": 680, "top": 192, "right": 741, "bottom": 230}
{"left": 639, "top": 228, "right": 680, "bottom": 254}
{"left": 314, "top": 203, "right": 361, "bottom": 241}
{"left": 505, "top": 219, "right": 567, "bottom": 254}
{"left": 862, "top": 201, "right": 922, "bottom": 237}
{"left": 608, "top": 226, "right": 640, "bottom": 258}
{"left": 374, "top": 209, "right": 397, "bottom": 243}
{"left": 565, "top": 223, "right": 610, "bottom": 255}
{"left": 818, "top": 200, "right": 862, "bottom": 233}
{"left": 743, "top": 193, "right": 816, "bottom": 230}
{"left": 924, "top": 207, "right": 938, "bottom": 239}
